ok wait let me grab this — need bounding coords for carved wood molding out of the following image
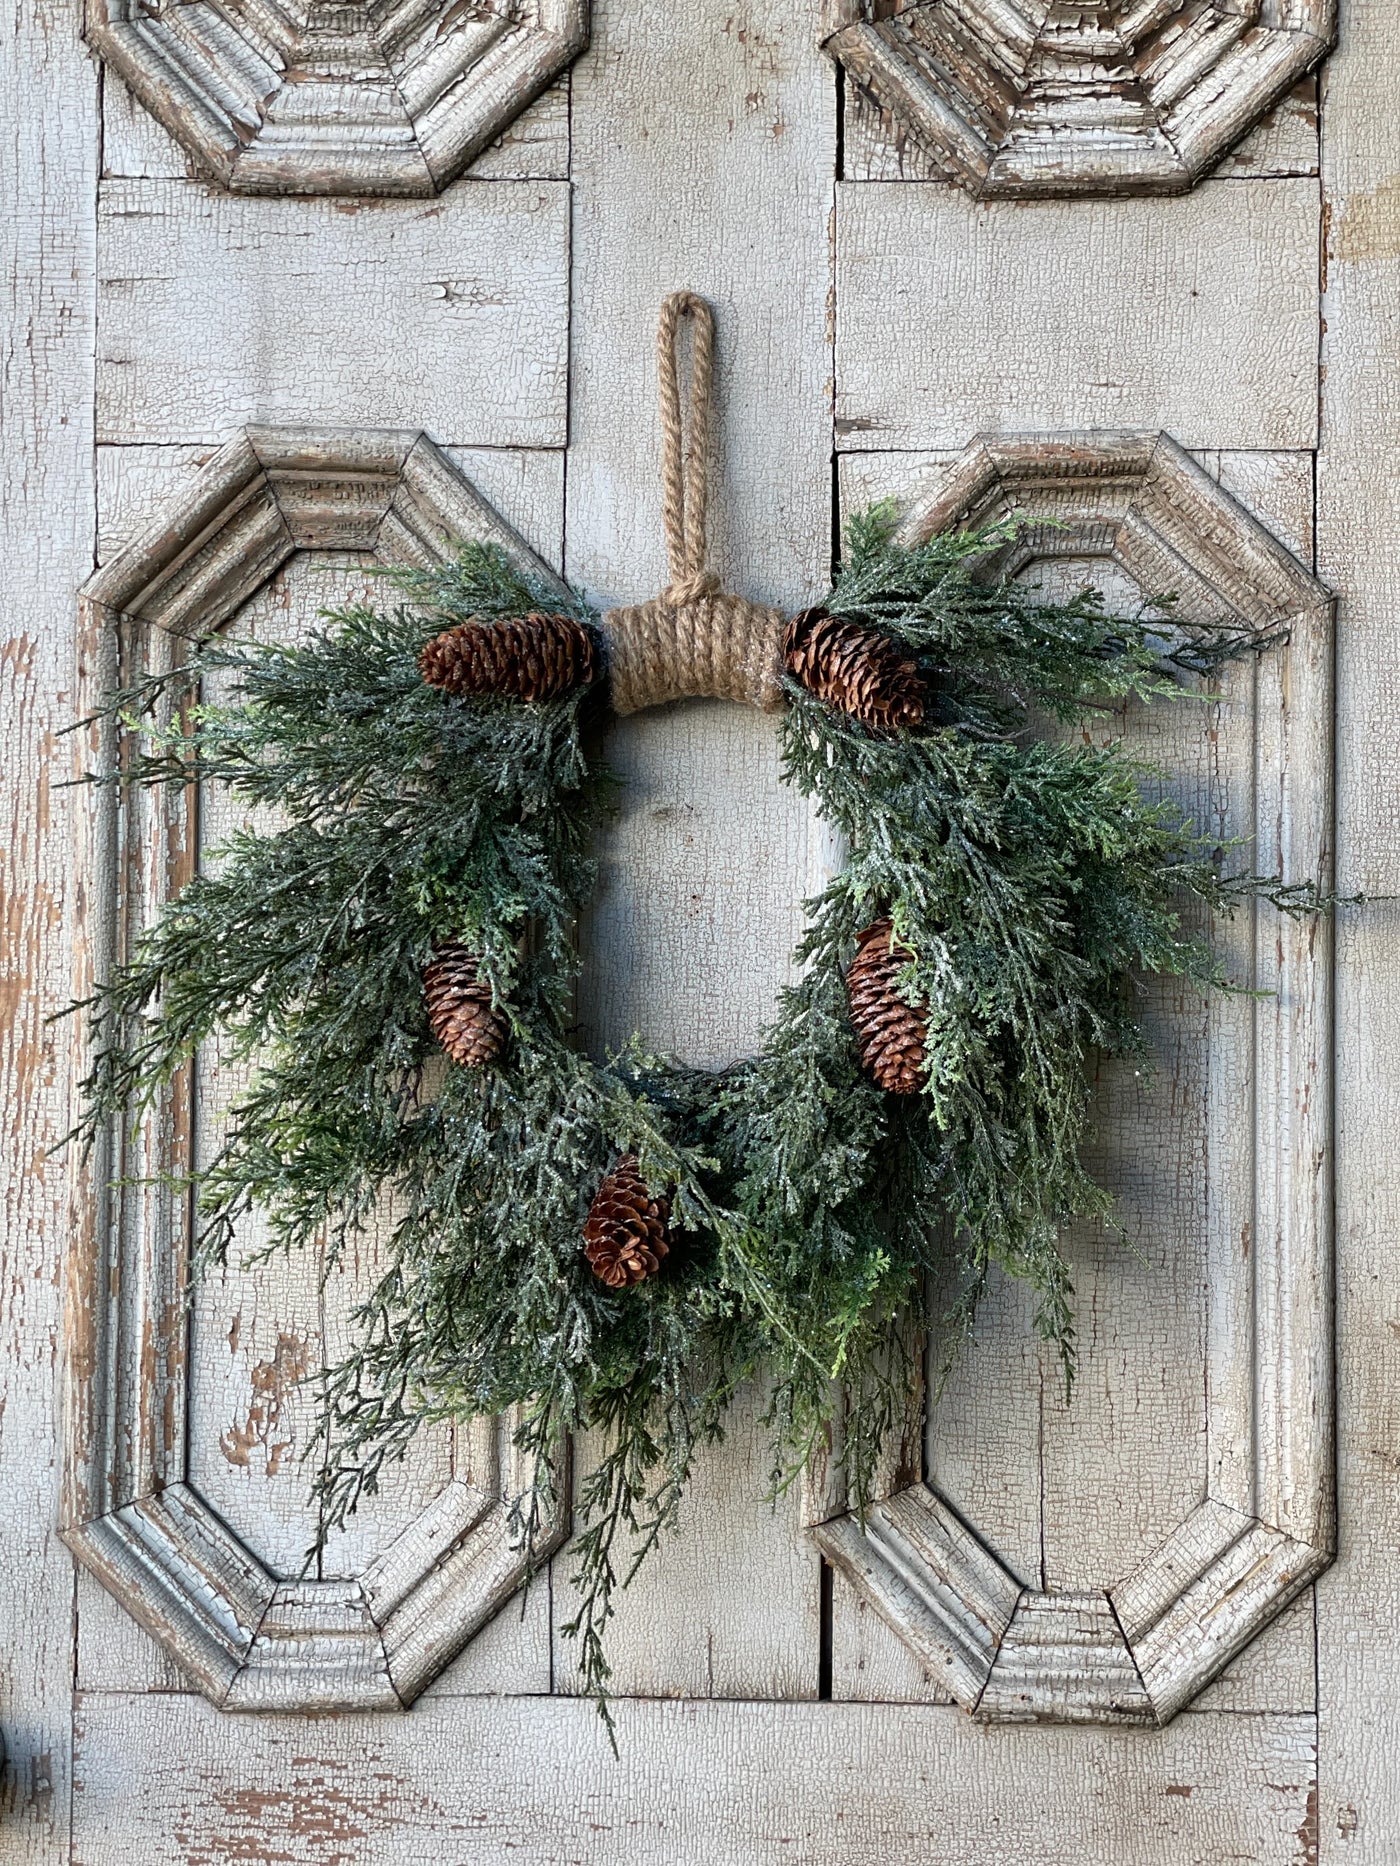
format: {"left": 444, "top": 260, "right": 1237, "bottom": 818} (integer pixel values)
{"left": 64, "top": 426, "right": 570, "bottom": 1711}
{"left": 808, "top": 432, "right": 1335, "bottom": 1725}
{"left": 86, "top": 0, "right": 589, "bottom": 196}
{"left": 820, "top": 1, "right": 1336, "bottom": 198}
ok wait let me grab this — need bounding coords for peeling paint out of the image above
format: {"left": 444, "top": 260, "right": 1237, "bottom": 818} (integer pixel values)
{"left": 219, "top": 1331, "right": 309, "bottom": 1477}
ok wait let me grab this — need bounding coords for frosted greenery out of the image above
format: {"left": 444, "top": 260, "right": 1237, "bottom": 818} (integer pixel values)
{"left": 74, "top": 510, "right": 1324, "bottom": 1731}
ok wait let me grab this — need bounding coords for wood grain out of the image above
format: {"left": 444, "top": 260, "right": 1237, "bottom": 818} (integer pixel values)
{"left": 100, "top": 65, "right": 574, "bottom": 187}
{"left": 841, "top": 74, "right": 1322, "bottom": 187}
{"left": 3, "top": 0, "right": 1375, "bottom": 1846}
{"left": 71, "top": 1693, "right": 1319, "bottom": 1866}
{"left": 0, "top": 0, "right": 97, "bottom": 1839}
{"left": 65, "top": 430, "right": 570, "bottom": 1710}
{"left": 822, "top": 1, "right": 1333, "bottom": 200}
{"left": 85, "top": 0, "right": 586, "bottom": 196}
{"left": 820, "top": 435, "right": 1334, "bottom": 1728}
{"left": 1315, "top": 0, "right": 1400, "bottom": 1855}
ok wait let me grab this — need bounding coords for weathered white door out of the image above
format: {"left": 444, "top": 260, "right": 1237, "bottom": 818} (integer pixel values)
{"left": 4, "top": 0, "right": 1398, "bottom": 1857}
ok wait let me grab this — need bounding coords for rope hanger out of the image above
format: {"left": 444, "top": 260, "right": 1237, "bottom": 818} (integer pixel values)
{"left": 656, "top": 290, "right": 719, "bottom": 606}
{"left": 602, "top": 291, "right": 787, "bottom": 716}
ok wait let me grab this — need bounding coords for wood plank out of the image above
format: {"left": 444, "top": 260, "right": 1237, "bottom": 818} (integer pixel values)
{"left": 564, "top": 2, "right": 834, "bottom": 615}
{"left": 185, "top": 548, "right": 555, "bottom": 1695}
{"left": 557, "top": 0, "right": 835, "bottom": 1699}
{"left": 72, "top": 1692, "right": 1318, "bottom": 1865}
{"left": 829, "top": 1566, "right": 954, "bottom": 1704}
{"left": 182, "top": 553, "right": 454, "bottom": 1585}
{"left": 577, "top": 701, "right": 813, "bottom": 1070}
{"left": 921, "top": 1276, "right": 1043, "bottom": 1589}
{"left": 1316, "top": 0, "right": 1400, "bottom": 1853}
{"left": 97, "top": 179, "right": 569, "bottom": 445}
{"left": 815, "top": 1485, "right": 1022, "bottom": 1710}
{"left": 75, "top": 1570, "right": 182, "bottom": 1695}
{"left": 0, "top": 0, "right": 96, "bottom": 1839}
{"left": 834, "top": 179, "right": 1321, "bottom": 452}
{"left": 1191, "top": 1590, "right": 1316, "bottom": 1716}
{"left": 554, "top": 1382, "right": 821, "bottom": 1701}
{"left": 1038, "top": 979, "right": 1212, "bottom": 1593}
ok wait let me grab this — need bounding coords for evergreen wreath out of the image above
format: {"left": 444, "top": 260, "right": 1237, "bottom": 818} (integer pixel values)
{"left": 75, "top": 297, "right": 1328, "bottom": 1729}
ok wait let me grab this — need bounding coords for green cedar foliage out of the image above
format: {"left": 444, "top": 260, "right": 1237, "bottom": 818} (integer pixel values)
{"left": 73, "top": 517, "right": 1325, "bottom": 1733}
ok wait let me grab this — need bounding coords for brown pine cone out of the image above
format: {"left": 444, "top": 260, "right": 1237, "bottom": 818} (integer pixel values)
{"left": 784, "top": 607, "right": 925, "bottom": 733}
{"left": 846, "top": 919, "right": 928, "bottom": 1095}
{"left": 583, "top": 1155, "right": 671, "bottom": 1289}
{"left": 419, "top": 612, "right": 597, "bottom": 704}
{"left": 423, "top": 941, "right": 508, "bottom": 1069}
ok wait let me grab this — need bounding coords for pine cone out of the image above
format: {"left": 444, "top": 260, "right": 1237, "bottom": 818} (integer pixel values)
{"left": 583, "top": 1155, "right": 671, "bottom": 1289}
{"left": 784, "top": 607, "right": 925, "bottom": 733}
{"left": 846, "top": 919, "right": 928, "bottom": 1095}
{"left": 423, "top": 941, "right": 508, "bottom": 1069}
{"left": 419, "top": 612, "right": 597, "bottom": 704}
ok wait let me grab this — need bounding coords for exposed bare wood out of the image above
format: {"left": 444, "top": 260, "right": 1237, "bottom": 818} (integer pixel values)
{"left": 100, "top": 51, "right": 574, "bottom": 186}
{"left": 0, "top": 0, "right": 97, "bottom": 1834}
{"left": 65, "top": 429, "right": 569, "bottom": 1712}
{"left": 70, "top": 1694, "right": 1320, "bottom": 1865}
{"left": 842, "top": 72, "right": 1322, "bottom": 186}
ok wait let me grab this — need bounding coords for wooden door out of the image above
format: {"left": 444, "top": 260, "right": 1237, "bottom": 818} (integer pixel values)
{"left": 3, "top": 0, "right": 1397, "bottom": 1858}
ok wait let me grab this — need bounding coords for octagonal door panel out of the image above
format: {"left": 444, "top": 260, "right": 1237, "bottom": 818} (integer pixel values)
{"left": 821, "top": 0, "right": 1336, "bottom": 198}
{"left": 85, "top": 0, "right": 589, "bottom": 195}
{"left": 8, "top": 0, "right": 1394, "bottom": 1852}
{"left": 811, "top": 434, "right": 1332, "bottom": 1725}
{"left": 64, "top": 431, "right": 572, "bottom": 1710}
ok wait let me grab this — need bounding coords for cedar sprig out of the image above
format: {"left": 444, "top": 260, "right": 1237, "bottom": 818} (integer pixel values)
{"left": 833, "top": 504, "right": 1283, "bottom": 739}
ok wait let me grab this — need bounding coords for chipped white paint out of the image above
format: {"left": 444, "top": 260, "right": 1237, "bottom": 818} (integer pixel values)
{"left": 64, "top": 428, "right": 570, "bottom": 1711}
{"left": 95, "top": 178, "right": 570, "bottom": 447}
{"left": 0, "top": 0, "right": 98, "bottom": 1839}
{"left": 86, "top": 0, "right": 588, "bottom": 196}
{"left": 841, "top": 70, "right": 1323, "bottom": 186}
{"left": 6, "top": 0, "right": 1393, "bottom": 1848}
{"left": 834, "top": 178, "right": 1322, "bottom": 452}
{"left": 812, "top": 433, "right": 1334, "bottom": 1728}
{"left": 551, "top": 0, "right": 835, "bottom": 1701}
{"left": 1315, "top": 2, "right": 1400, "bottom": 1859}
{"left": 822, "top": 0, "right": 1335, "bottom": 199}
{"left": 70, "top": 1694, "right": 1322, "bottom": 1866}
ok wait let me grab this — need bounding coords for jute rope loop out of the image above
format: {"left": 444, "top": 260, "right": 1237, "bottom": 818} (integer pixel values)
{"left": 603, "top": 292, "right": 787, "bottom": 716}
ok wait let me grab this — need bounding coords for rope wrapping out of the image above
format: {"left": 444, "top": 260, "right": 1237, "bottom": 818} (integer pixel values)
{"left": 602, "top": 292, "right": 787, "bottom": 716}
